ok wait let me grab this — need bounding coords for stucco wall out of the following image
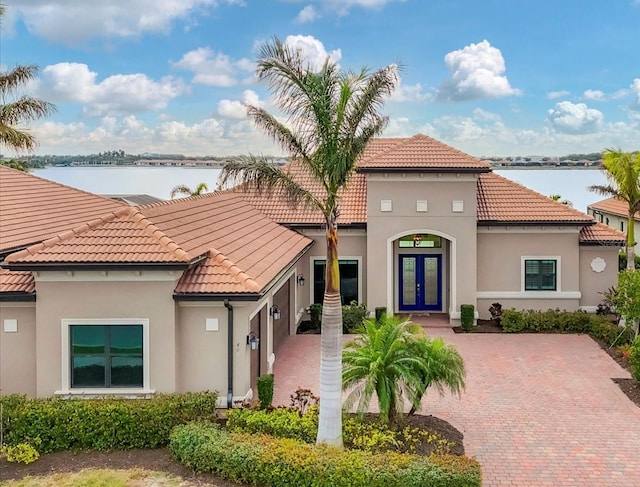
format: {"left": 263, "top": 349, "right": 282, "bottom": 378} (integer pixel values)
{"left": 365, "top": 175, "right": 478, "bottom": 316}
{"left": 476, "top": 229, "right": 582, "bottom": 318}
{"left": 0, "top": 303, "right": 36, "bottom": 395}
{"left": 579, "top": 246, "right": 620, "bottom": 309}
{"left": 33, "top": 273, "right": 179, "bottom": 397}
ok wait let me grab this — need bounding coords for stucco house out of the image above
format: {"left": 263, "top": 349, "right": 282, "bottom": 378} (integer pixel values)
{"left": 588, "top": 197, "right": 637, "bottom": 252}
{"left": 0, "top": 134, "right": 624, "bottom": 404}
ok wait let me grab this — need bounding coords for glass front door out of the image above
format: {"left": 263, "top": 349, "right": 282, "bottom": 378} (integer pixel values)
{"left": 399, "top": 255, "right": 442, "bottom": 311}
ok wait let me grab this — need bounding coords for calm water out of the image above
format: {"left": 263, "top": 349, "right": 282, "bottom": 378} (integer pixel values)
{"left": 32, "top": 166, "right": 608, "bottom": 213}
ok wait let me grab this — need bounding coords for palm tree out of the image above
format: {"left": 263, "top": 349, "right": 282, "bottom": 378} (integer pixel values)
{"left": 342, "top": 314, "right": 465, "bottom": 424}
{"left": 343, "top": 315, "right": 426, "bottom": 424}
{"left": 549, "top": 194, "right": 573, "bottom": 206}
{"left": 0, "top": 6, "right": 56, "bottom": 153}
{"left": 407, "top": 336, "right": 465, "bottom": 416}
{"left": 219, "top": 37, "right": 400, "bottom": 446}
{"left": 170, "top": 182, "right": 209, "bottom": 199}
{"left": 589, "top": 149, "right": 640, "bottom": 270}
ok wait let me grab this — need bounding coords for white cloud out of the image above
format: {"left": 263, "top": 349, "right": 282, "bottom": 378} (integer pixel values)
{"left": 11, "top": 0, "right": 242, "bottom": 44}
{"left": 547, "top": 101, "right": 604, "bottom": 134}
{"left": 583, "top": 89, "right": 605, "bottom": 101}
{"left": 437, "top": 40, "right": 520, "bottom": 102}
{"left": 39, "top": 63, "right": 187, "bottom": 116}
{"left": 628, "top": 78, "right": 640, "bottom": 120}
{"left": 388, "top": 80, "right": 432, "bottom": 103}
{"left": 546, "top": 90, "right": 570, "bottom": 100}
{"left": 173, "top": 47, "right": 254, "bottom": 87}
{"left": 472, "top": 108, "right": 501, "bottom": 122}
{"left": 296, "top": 5, "right": 319, "bottom": 23}
{"left": 283, "top": 35, "right": 342, "bottom": 72}
{"left": 217, "top": 90, "right": 262, "bottom": 119}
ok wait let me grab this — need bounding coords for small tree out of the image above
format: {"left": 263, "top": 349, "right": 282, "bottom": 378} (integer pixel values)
{"left": 170, "top": 182, "right": 209, "bottom": 199}
{"left": 613, "top": 270, "right": 640, "bottom": 336}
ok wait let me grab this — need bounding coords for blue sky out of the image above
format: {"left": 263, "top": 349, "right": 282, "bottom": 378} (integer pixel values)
{"left": 2, "top": 0, "right": 640, "bottom": 157}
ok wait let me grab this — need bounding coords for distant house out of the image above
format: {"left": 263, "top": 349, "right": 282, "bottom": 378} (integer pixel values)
{"left": 588, "top": 197, "right": 638, "bottom": 251}
{"left": 103, "top": 194, "right": 164, "bottom": 206}
{"left": 0, "top": 135, "right": 624, "bottom": 402}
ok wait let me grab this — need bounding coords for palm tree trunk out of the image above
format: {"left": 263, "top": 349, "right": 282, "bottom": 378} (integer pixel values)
{"left": 316, "top": 219, "right": 344, "bottom": 447}
{"left": 628, "top": 213, "right": 636, "bottom": 271}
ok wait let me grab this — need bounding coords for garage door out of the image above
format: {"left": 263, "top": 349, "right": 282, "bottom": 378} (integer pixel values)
{"left": 272, "top": 278, "right": 290, "bottom": 355}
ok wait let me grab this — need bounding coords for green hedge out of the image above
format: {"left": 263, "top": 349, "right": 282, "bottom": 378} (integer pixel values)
{"left": 226, "top": 406, "right": 318, "bottom": 443}
{"left": 170, "top": 422, "right": 481, "bottom": 487}
{"left": 501, "top": 309, "right": 632, "bottom": 345}
{"left": 0, "top": 391, "right": 218, "bottom": 453}
{"left": 460, "top": 305, "right": 474, "bottom": 332}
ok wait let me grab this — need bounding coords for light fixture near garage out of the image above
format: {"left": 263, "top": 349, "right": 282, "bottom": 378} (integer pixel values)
{"left": 247, "top": 332, "right": 260, "bottom": 350}
{"left": 297, "top": 274, "right": 305, "bottom": 286}
{"left": 270, "top": 305, "right": 281, "bottom": 320}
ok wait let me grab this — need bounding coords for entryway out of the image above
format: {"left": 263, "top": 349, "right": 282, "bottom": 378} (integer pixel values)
{"left": 399, "top": 254, "right": 442, "bottom": 312}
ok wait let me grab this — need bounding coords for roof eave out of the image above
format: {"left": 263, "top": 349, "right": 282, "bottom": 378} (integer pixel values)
{"left": 0, "top": 292, "right": 36, "bottom": 302}
{"left": 579, "top": 241, "right": 625, "bottom": 247}
{"left": 174, "top": 292, "right": 262, "bottom": 302}
{"left": 1, "top": 261, "right": 193, "bottom": 272}
{"left": 477, "top": 220, "right": 594, "bottom": 226}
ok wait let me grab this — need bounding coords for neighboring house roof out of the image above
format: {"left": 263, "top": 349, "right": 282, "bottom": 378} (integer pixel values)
{"left": 103, "top": 194, "right": 164, "bottom": 206}
{"left": 0, "top": 268, "right": 35, "bottom": 299}
{"left": 3, "top": 191, "right": 313, "bottom": 296}
{"left": 357, "top": 134, "right": 491, "bottom": 172}
{"left": 0, "top": 165, "right": 125, "bottom": 255}
{"left": 476, "top": 172, "right": 594, "bottom": 224}
{"left": 589, "top": 197, "right": 639, "bottom": 220}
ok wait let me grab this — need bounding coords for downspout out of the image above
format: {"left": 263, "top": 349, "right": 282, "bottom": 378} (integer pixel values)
{"left": 224, "top": 299, "right": 234, "bottom": 408}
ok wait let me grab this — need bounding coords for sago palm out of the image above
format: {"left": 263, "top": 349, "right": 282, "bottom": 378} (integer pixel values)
{"left": 343, "top": 315, "right": 435, "bottom": 424}
{"left": 0, "top": 6, "right": 56, "bottom": 153}
{"left": 589, "top": 149, "right": 640, "bottom": 270}
{"left": 219, "top": 37, "right": 400, "bottom": 446}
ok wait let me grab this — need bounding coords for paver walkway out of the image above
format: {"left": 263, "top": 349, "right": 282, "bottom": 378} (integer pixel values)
{"left": 273, "top": 319, "right": 640, "bottom": 486}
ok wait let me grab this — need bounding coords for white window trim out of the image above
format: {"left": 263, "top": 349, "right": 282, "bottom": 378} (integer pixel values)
{"left": 57, "top": 318, "right": 153, "bottom": 396}
{"left": 521, "top": 256, "right": 561, "bottom": 293}
{"left": 309, "top": 256, "right": 363, "bottom": 305}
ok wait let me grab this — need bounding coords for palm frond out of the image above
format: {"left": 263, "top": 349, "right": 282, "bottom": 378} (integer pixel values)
{"left": 170, "top": 185, "right": 193, "bottom": 199}
{"left": 219, "top": 154, "right": 324, "bottom": 214}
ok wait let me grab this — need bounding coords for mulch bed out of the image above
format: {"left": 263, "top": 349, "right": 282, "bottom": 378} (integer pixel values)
{"left": 453, "top": 318, "right": 502, "bottom": 333}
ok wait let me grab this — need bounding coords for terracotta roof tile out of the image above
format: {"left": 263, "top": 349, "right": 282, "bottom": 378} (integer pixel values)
{"left": 477, "top": 172, "right": 594, "bottom": 223}
{"left": 233, "top": 160, "right": 367, "bottom": 225}
{"left": 357, "top": 134, "right": 490, "bottom": 171}
{"left": 579, "top": 222, "right": 625, "bottom": 245}
{"left": 0, "top": 268, "right": 34, "bottom": 293}
{"left": 589, "top": 197, "right": 638, "bottom": 219}
{"left": 5, "top": 207, "right": 192, "bottom": 264}
{"left": 0, "top": 165, "right": 125, "bottom": 254}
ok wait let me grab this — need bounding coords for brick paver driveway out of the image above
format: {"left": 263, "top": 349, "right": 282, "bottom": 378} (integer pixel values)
{"left": 273, "top": 326, "right": 640, "bottom": 486}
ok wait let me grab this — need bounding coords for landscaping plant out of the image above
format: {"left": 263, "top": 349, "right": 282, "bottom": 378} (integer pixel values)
{"left": 629, "top": 337, "right": 640, "bottom": 381}
{"left": 257, "top": 373, "right": 275, "bottom": 410}
{"left": 342, "top": 314, "right": 465, "bottom": 424}
{"left": 489, "top": 302, "right": 503, "bottom": 326}
{"left": 613, "top": 270, "right": 640, "bottom": 336}
{"left": 460, "top": 304, "right": 474, "bottom": 332}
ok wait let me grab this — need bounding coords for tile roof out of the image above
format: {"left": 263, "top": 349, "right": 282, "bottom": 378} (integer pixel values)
{"left": 233, "top": 160, "right": 367, "bottom": 225}
{"left": 0, "top": 165, "right": 125, "bottom": 254}
{"left": 4, "top": 192, "right": 313, "bottom": 295}
{"left": 589, "top": 197, "right": 638, "bottom": 220}
{"left": 579, "top": 222, "right": 625, "bottom": 245}
{"left": 357, "top": 134, "right": 491, "bottom": 171}
{"left": 0, "top": 268, "right": 35, "bottom": 294}
{"left": 476, "top": 172, "right": 594, "bottom": 224}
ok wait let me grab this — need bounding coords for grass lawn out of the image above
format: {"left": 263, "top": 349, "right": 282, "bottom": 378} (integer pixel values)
{"left": 0, "top": 468, "right": 222, "bottom": 487}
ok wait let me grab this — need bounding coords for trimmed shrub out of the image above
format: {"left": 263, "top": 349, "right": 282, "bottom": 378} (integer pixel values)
{"left": 460, "top": 305, "right": 474, "bottom": 332}
{"left": 256, "top": 374, "right": 274, "bottom": 410}
{"left": 0, "top": 391, "right": 217, "bottom": 454}
{"left": 226, "top": 406, "right": 318, "bottom": 443}
{"left": 170, "top": 422, "right": 482, "bottom": 487}
{"left": 1, "top": 443, "right": 40, "bottom": 464}
{"left": 500, "top": 308, "right": 632, "bottom": 346}
{"left": 343, "top": 302, "right": 369, "bottom": 333}
{"left": 375, "top": 307, "right": 387, "bottom": 323}
{"left": 630, "top": 337, "right": 640, "bottom": 381}
{"left": 309, "top": 303, "right": 323, "bottom": 330}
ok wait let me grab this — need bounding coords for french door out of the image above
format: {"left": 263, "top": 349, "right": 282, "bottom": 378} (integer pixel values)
{"left": 399, "top": 254, "right": 442, "bottom": 311}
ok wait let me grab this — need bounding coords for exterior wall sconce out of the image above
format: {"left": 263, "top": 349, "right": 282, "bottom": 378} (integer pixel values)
{"left": 270, "top": 305, "right": 281, "bottom": 320}
{"left": 247, "top": 332, "right": 260, "bottom": 350}
{"left": 297, "top": 274, "right": 305, "bottom": 286}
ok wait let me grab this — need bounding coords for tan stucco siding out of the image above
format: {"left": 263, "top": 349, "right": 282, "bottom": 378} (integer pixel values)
{"left": 366, "top": 177, "right": 478, "bottom": 316}
{"left": 0, "top": 303, "right": 36, "bottom": 395}
{"left": 578, "top": 246, "right": 620, "bottom": 309}
{"left": 476, "top": 230, "right": 582, "bottom": 318}
{"left": 34, "top": 276, "right": 178, "bottom": 397}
